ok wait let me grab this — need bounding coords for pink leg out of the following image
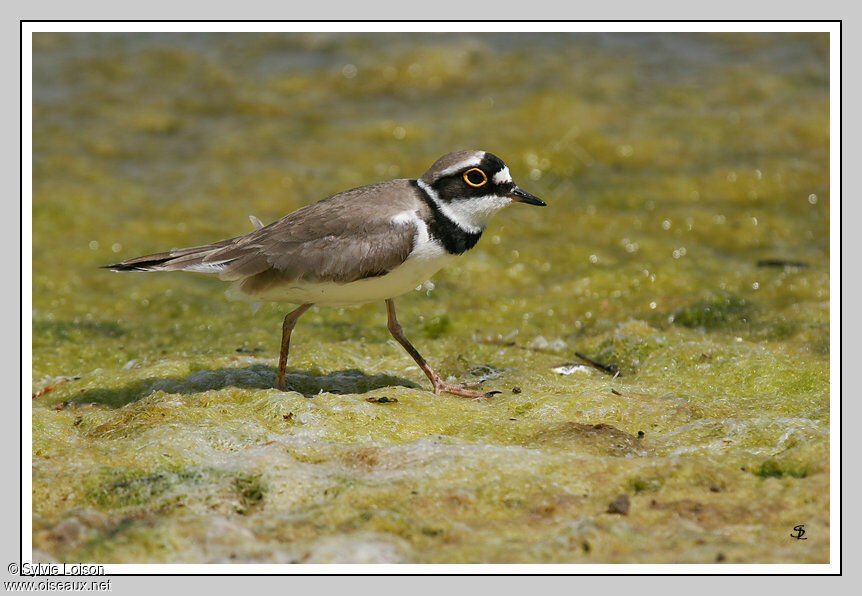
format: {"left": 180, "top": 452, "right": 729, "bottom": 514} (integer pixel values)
{"left": 385, "top": 299, "right": 493, "bottom": 398}
{"left": 275, "top": 303, "right": 312, "bottom": 391}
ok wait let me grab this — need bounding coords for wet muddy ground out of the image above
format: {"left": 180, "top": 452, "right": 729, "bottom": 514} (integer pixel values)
{"left": 32, "top": 32, "right": 829, "bottom": 563}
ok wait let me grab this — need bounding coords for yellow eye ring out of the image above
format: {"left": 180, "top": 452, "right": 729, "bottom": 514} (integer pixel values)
{"left": 463, "top": 168, "right": 488, "bottom": 187}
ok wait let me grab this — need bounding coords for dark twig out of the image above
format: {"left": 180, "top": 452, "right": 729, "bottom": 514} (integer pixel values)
{"left": 574, "top": 352, "right": 620, "bottom": 376}
{"left": 756, "top": 259, "right": 809, "bottom": 268}
{"left": 475, "top": 336, "right": 516, "bottom": 347}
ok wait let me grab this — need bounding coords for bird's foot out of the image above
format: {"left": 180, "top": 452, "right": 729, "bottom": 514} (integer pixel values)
{"left": 433, "top": 381, "right": 501, "bottom": 399}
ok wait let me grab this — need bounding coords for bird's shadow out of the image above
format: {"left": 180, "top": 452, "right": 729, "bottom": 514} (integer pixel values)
{"left": 69, "top": 364, "right": 422, "bottom": 409}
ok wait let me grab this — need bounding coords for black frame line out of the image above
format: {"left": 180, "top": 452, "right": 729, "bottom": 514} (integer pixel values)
{"left": 20, "top": 18, "right": 842, "bottom": 578}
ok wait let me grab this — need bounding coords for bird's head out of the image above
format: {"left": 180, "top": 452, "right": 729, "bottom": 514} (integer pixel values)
{"left": 417, "top": 150, "right": 545, "bottom": 233}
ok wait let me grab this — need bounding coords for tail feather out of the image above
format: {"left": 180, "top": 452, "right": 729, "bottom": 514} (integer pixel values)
{"left": 103, "top": 242, "right": 232, "bottom": 273}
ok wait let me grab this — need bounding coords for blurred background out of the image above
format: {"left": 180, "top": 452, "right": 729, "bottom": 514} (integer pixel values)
{"left": 32, "top": 32, "right": 830, "bottom": 564}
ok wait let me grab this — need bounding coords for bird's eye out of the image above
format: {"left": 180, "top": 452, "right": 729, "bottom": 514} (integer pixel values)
{"left": 463, "top": 168, "right": 488, "bottom": 188}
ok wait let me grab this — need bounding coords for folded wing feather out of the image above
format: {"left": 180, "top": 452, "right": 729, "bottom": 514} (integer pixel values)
{"left": 104, "top": 179, "right": 423, "bottom": 287}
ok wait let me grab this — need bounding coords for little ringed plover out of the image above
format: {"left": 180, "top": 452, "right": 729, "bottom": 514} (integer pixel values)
{"left": 105, "top": 150, "right": 546, "bottom": 398}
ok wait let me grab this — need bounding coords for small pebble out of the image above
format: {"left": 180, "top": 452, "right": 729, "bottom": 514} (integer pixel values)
{"left": 365, "top": 396, "right": 398, "bottom": 404}
{"left": 512, "top": 387, "right": 522, "bottom": 394}
{"left": 607, "top": 493, "right": 630, "bottom": 515}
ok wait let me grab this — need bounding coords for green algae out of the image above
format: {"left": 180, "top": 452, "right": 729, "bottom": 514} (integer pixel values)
{"left": 671, "top": 293, "right": 752, "bottom": 330}
{"left": 32, "top": 32, "right": 830, "bottom": 564}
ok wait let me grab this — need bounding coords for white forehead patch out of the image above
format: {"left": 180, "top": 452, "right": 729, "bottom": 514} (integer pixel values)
{"left": 493, "top": 166, "right": 511, "bottom": 185}
{"left": 437, "top": 156, "right": 484, "bottom": 178}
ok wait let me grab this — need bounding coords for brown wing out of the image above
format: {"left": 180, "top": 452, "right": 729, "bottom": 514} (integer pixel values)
{"left": 106, "top": 179, "right": 424, "bottom": 285}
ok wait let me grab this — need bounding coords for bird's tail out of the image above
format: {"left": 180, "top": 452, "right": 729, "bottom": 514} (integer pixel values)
{"left": 103, "top": 215, "right": 266, "bottom": 274}
{"left": 102, "top": 241, "right": 233, "bottom": 274}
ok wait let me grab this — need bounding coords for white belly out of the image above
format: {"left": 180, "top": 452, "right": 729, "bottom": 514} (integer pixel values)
{"left": 228, "top": 251, "right": 454, "bottom": 307}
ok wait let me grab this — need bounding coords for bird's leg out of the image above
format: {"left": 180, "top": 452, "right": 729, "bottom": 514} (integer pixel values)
{"left": 385, "top": 299, "right": 493, "bottom": 398}
{"left": 275, "top": 303, "right": 312, "bottom": 391}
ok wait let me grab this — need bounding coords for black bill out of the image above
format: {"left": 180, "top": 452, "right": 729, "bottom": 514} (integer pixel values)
{"left": 508, "top": 186, "right": 546, "bottom": 206}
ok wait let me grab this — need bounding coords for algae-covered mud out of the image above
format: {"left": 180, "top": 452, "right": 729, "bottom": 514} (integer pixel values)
{"left": 31, "top": 33, "right": 830, "bottom": 564}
